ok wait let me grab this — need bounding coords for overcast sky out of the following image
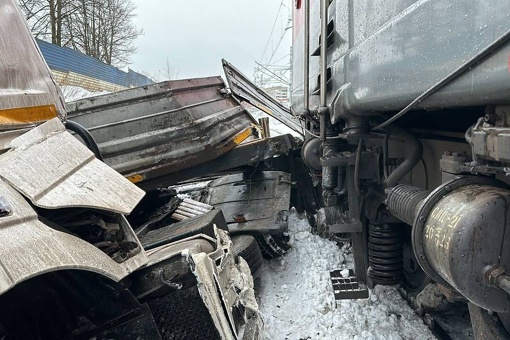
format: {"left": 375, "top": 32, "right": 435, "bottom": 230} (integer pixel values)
{"left": 130, "top": 0, "right": 292, "bottom": 82}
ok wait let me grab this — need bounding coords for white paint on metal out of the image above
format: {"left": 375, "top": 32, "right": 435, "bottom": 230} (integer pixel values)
{"left": 0, "top": 178, "right": 148, "bottom": 295}
{"left": 144, "top": 235, "right": 215, "bottom": 267}
{"left": 0, "top": 118, "right": 145, "bottom": 214}
{"left": 192, "top": 227, "right": 262, "bottom": 339}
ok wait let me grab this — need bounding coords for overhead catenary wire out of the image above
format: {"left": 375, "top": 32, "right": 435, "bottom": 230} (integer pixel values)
{"left": 256, "top": 0, "right": 292, "bottom": 88}
{"left": 267, "top": 17, "right": 292, "bottom": 64}
{"left": 255, "top": 61, "right": 290, "bottom": 85}
{"left": 259, "top": 1, "right": 284, "bottom": 64}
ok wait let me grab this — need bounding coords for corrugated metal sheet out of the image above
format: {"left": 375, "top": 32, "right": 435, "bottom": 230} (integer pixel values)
{"left": 36, "top": 39, "right": 153, "bottom": 89}
{"left": 67, "top": 77, "right": 258, "bottom": 190}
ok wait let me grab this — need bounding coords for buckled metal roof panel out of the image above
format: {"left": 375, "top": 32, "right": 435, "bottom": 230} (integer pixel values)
{"left": 67, "top": 77, "right": 258, "bottom": 188}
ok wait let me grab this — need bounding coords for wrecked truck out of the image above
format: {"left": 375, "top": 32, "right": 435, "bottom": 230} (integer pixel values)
{"left": 0, "top": 1, "right": 275, "bottom": 339}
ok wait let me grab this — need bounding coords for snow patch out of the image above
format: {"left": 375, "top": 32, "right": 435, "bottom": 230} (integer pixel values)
{"left": 258, "top": 210, "right": 435, "bottom": 340}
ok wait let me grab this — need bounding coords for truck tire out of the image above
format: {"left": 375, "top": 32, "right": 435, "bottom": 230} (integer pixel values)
{"left": 255, "top": 233, "right": 291, "bottom": 259}
{"left": 232, "top": 235, "right": 263, "bottom": 276}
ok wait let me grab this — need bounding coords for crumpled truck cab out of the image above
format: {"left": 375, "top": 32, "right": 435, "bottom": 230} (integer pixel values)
{"left": 0, "top": 1, "right": 262, "bottom": 339}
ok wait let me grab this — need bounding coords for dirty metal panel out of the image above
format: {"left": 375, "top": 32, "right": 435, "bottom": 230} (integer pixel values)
{"left": 0, "top": 118, "right": 145, "bottom": 214}
{"left": 139, "top": 209, "right": 228, "bottom": 250}
{"left": 222, "top": 59, "right": 304, "bottom": 136}
{"left": 144, "top": 236, "right": 215, "bottom": 268}
{"left": 0, "top": 178, "right": 147, "bottom": 295}
{"left": 138, "top": 133, "right": 296, "bottom": 191}
{"left": 66, "top": 77, "right": 258, "bottom": 187}
{"left": 0, "top": 0, "right": 66, "bottom": 129}
{"left": 292, "top": 0, "right": 510, "bottom": 114}
{"left": 204, "top": 171, "right": 292, "bottom": 235}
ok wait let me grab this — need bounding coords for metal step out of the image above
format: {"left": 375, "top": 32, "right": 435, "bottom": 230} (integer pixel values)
{"left": 330, "top": 269, "right": 369, "bottom": 301}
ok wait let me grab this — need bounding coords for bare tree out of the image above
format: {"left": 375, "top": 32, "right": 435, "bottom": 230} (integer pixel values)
{"left": 19, "top": 0, "right": 77, "bottom": 46}
{"left": 160, "top": 57, "right": 179, "bottom": 81}
{"left": 18, "top": 0, "right": 142, "bottom": 66}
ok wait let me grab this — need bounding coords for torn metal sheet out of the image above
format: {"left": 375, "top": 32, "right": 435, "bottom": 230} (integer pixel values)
{"left": 222, "top": 59, "right": 303, "bottom": 136}
{"left": 67, "top": 77, "right": 259, "bottom": 188}
{"left": 0, "top": 118, "right": 145, "bottom": 214}
{"left": 0, "top": 178, "right": 147, "bottom": 295}
{"left": 191, "top": 227, "right": 262, "bottom": 340}
{"left": 138, "top": 133, "right": 296, "bottom": 191}
{"left": 204, "top": 171, "right": 292, "bottom": 235}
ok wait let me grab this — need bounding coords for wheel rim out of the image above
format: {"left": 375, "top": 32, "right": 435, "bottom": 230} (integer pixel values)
{"left": 402, "top": 231, "right": 429, "bottom": 295}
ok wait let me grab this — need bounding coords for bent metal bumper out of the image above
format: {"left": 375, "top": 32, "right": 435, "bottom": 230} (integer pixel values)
{"left": 138, "top": 228, "right": 263, "bottom": 340}
{"left": 0, "top": 118, "right": 262, "bottom": 338}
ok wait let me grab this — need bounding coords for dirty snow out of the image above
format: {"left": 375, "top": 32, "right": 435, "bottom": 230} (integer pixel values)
{"left": 257, "top": 210, "right": 436, "bottom": 340}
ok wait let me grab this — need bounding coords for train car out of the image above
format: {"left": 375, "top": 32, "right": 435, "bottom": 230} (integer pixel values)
{"left": 291, "top": 0, "right": 510, "bottom": 338}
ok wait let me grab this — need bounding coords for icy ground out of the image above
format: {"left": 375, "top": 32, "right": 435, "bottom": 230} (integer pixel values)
{"left": 257, "top": 210, "right": 436, "bottom": 340}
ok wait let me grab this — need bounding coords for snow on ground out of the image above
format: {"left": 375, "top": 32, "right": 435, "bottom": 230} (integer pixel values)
{"left": 257, "top": 210, "right": 435, "bottom": 340}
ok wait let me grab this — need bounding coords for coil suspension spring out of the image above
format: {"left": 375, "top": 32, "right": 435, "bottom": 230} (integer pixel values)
{"left": 367, "top": 223, "right": 404, "bottom": 287}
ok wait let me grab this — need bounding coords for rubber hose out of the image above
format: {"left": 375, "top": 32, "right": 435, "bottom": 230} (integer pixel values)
{"left": 65, "top": 120, "right": 104, "bottom": 161}
{"left": 383, "top": 125, "right": 422, "bottom": 188}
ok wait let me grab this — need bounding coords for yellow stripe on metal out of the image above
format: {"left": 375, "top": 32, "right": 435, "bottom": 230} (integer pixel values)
{"left": 0, "top": 105, "right": 58, "bottom": 124}
{"left": 126, "top": 128, "right": 253, "bottom": 185}
{"left": 127, "top": 174, "right": 144, "bottom": 184}
{"left": 254, "top": 103, "right": 272, "bottom": 116}
{"left": 233, "top": 127, "right": 253, "bottom": 145}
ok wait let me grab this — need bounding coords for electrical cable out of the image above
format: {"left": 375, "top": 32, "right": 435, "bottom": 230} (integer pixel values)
{"left": 260, "top": 1, "right": 284, "bottom": 63}
{"left": 65, "top": 120, "right": 104, "bottom": 161}
{"left": 373, "top": 28, "right": 510, "bottom": 130}
{"left": 383, "top": 134, "right": 389, "bottom": 180}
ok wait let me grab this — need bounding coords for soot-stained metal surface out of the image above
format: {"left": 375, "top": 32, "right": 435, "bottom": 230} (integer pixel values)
{"left": 204, "top": 171, "right": 292, "bottom": 235}
{"left": 66, "top": 77, "right": 258, "bottom": 188}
